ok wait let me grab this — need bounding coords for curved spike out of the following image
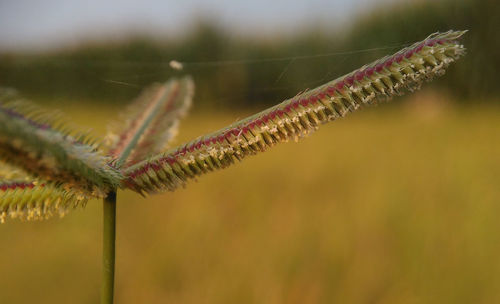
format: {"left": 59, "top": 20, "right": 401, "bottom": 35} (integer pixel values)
{"left": 0, "top": 96, "right": 123, "bottom": 196}
{"left": 124, "top": 30, "right": 467, "bottom": 194}
{"left": 106, "top": 76, "right": 194, "bottom": 168}
{"left": 0, "top": 180, "right": 89, "bottom": 223}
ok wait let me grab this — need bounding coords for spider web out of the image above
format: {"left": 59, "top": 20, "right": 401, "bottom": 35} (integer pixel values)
{"left": 96, "top": 42, "right": 411, "bottom": 105}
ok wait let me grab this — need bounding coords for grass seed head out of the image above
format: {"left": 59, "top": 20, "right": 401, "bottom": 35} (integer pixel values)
{"left": 124, "top": 30, "right": 467, "bottom": 194}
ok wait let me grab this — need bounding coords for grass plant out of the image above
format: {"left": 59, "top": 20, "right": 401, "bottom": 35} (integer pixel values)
{"left": 0, "top": 30, "right": 466, "bottom": 303}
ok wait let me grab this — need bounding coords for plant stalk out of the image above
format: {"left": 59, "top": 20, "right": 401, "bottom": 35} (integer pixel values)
{"left": 102, "top": 191, "right": 117, "bottom": 304}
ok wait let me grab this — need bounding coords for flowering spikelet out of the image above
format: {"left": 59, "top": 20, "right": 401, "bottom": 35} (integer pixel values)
{"left": 106, "top": 77, "right": 194, "bottom": 167}
{"left": 0, "top": 163, "right": 87, "bottom": 222}
{"left": 0, "top": 92, "right": 122, "bottom": 197}
{"left": 124, "top": 30, "right": 467, "bottom": 194}
{"left": 0, "top": 181, "right": 87, "bottom": 223}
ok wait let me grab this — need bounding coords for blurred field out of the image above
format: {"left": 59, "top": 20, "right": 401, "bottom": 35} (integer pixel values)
{"left": 1, "top": 92, "right": 500, "bottom": 304}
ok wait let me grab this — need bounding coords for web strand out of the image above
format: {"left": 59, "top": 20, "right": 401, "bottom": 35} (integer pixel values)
{"left": 100, "top": 42, "right": 410, "bottom": 90}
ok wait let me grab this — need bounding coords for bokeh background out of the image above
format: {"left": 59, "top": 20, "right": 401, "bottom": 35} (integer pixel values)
{"left": 1, "top": 0, "right": 499, "bottom": 303}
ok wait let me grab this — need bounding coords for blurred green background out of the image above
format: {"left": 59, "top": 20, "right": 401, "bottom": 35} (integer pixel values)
{"left": 1, "top": 0, "right": 500, "bottom": 303}
{"left": 1, "top": 0, "right": 499, "bottom": 107}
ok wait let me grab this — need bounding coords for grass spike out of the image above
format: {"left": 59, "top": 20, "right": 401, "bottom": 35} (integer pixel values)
{"left": 124, "top": 30, "right": 467, "bottom": 194}
{"left": 0, "top": 162, "right": 90, "bottom": 222}
{"left": 0, "top": 95, "right": 123, "bottom": 196}
{"left": 106, "top": 76, "right": 194, "bottom": 168}
{"left": 0, "top": 180, "right": 88, "bottom": 223}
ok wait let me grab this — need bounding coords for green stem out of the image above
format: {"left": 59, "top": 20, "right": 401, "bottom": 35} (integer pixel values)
{"left": 102, "top": 191, "right": 117, "bottom": 304}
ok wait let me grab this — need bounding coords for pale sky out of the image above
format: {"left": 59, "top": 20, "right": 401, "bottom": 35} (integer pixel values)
{"left": 0, "top": 0, "right": 397, "bottom": 51}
